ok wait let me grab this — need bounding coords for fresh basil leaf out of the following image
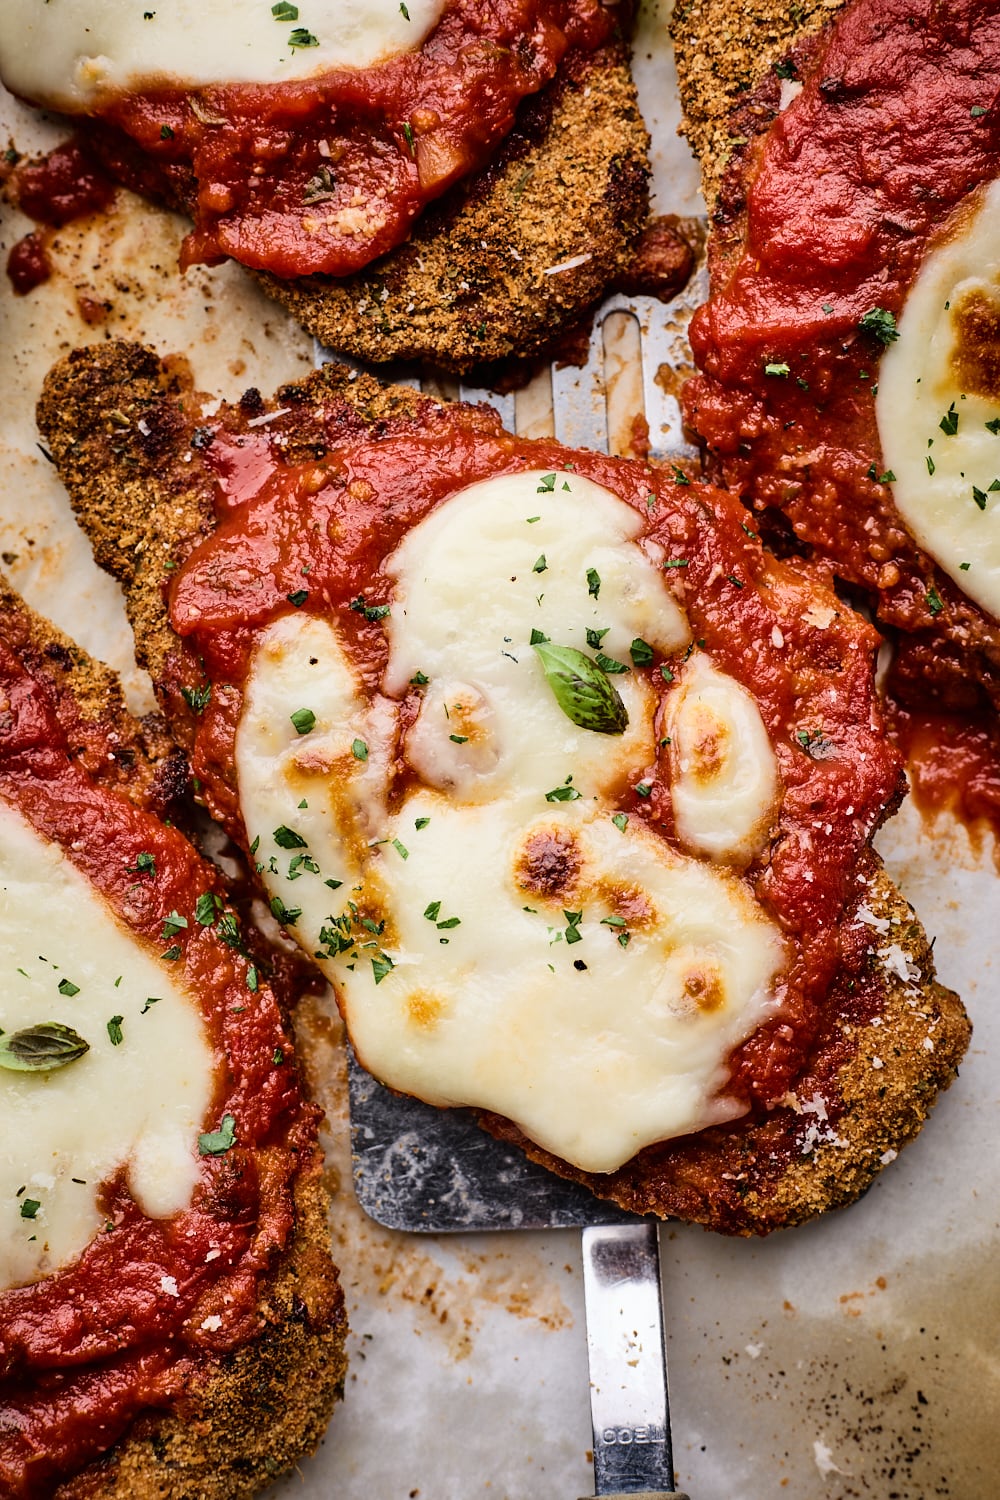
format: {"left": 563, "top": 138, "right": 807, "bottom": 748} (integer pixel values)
{"left": 0, "top": 1022, "right": 90, "bottom": 1073}
{"left": 533, "top": 642, "right": 628, "bottom": 735}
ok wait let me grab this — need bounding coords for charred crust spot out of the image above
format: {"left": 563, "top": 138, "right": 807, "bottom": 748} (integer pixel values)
{"left": 515, "top": 825, "right": 582, "bottom": 900}
{"left": 594, "top": 878, "right": 657, "bottom": 930}
{"left": 682, "top": 964, "right": 727, "bottom": 1013}
{"left": 949, "top": 286, "right": 1000, "bottom": 399}
{"left": 239, "top": 386, "right": 265, "bottom": 415}
{"left": 406, "top": 991, "right": 447, "bottom": 1029}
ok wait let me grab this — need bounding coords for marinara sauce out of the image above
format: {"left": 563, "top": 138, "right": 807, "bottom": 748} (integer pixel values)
{"left": 684, "top": 0, "right": 1000, "bottom": 696}
{"left": 164, "top": 396, "right": 901, "bottom": 1115}
{"left": 0, "top": 644, "right": 317, "bottom": 1498}
{"left": 38, "top": 0, "right": 616, "bottom": 278}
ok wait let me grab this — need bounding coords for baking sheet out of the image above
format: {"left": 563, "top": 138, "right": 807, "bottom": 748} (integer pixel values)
{"left": 1, "top": 4, "right": 998, "bottom": 1495}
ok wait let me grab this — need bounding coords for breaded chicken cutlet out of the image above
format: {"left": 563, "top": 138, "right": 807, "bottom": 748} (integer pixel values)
{"left": 0, "top": 580, "right": 347, "bottom": 1498}
{"left": 34, "top": 340, "right": 971, "bottom": 1237}
{"left": 671, "top": 0, "right": 1000, "bottom": 721}
{"left": 1, "top": 6, "right": 650, "bottom": 373}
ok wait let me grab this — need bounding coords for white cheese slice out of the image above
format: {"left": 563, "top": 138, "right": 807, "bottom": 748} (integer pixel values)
{"left": 0, "top": 0, "right": 445, "bottom": 110}
{"left": 664, "top": 652, "right": 778, "bottom": 864}
{"left": 0, "top": 801, "right": 215, "bottom": 1293}
{"left": 235, "top": 472, "right": 787, "bottom": 1173}
{"left": 877, "top": 178, "right": 1000, "bottom": 619}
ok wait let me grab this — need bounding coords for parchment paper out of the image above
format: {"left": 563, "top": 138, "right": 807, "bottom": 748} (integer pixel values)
{"left": 1, "top": 5, "right": 996, "bottom": 1494}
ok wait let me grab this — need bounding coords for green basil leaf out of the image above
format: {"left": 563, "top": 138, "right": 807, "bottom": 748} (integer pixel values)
{"left": 0, "top": 1022, "right": 90, "bottom": 1073}
{"left": 533, "top": 642, "right": 628, "bottom": 735}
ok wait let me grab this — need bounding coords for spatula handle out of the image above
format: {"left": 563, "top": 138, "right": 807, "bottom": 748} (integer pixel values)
{"left": 581, "top": 1222, "right": 689, "bottom": 1498}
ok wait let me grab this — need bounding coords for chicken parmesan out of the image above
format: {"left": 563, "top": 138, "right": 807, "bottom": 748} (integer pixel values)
{"left": 34, "top": 341, "right": 970, "bottom": 1234}
{"left": 0, "top": 0, "right": 649, "bottom": 369}
{"left": 0, "top": 581, "right": 346, "bottom": 1498}
{"left": 672, "top": 0, "right": 1000, "bottom": 729}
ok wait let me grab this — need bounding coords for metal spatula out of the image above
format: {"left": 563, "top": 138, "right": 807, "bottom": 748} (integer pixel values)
{"left": 320, "top": 266, "right": 703, "bottom": 1498}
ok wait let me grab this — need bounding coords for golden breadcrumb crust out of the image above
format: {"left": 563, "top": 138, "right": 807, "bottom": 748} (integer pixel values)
{"left": 36, "top": 340, "right": 971, "bottom": 1235}
{"left": 669, "top": 0, "right": 846, "bottom": 209}
{"left": 258, "top": 41, "right": 650, "bottom": 372}
{"left": 0, "top": 584, "right": 348, "bottom": 1495}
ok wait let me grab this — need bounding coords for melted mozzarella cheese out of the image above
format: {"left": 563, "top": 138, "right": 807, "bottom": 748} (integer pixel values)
{"left": 665, "top": 652, "right": 778, "bottom": 865}
{"left": 0, "top": 0, "right": 445, "bottom": 109}
{"left": 878, "top": 178, "right": 1000, "bottom": 619}
{"left": 0, "top": 802, "right": 214, "bottom": 1292}
{"left": 235, "top": 472, "right": 787, "bottom": 1174}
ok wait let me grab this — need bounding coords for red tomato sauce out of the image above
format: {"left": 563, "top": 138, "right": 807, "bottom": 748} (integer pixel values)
{"left": 0, "top": 644, "right": 318, "bottom": 1498}
{"left": 683, "top": 0, "right": 1000, "bottom": 697}
{"left": 47, "top": 0, "right": 616, "bottom": 277}
{"left": 5, "top": 233, "right": 51, "bottom": 296}
{"left": 165, "top": 398, "right": 901, "bottom": 1117}
{"left": 887, "top": 697, "right": 1000, "bottom": 860}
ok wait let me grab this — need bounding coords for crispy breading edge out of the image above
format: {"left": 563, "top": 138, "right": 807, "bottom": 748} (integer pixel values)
{"left": 0, "top": 584, "right": 348, "bottom": 1497}
{"left": 36, "top": 340, "right": 971, "bottom": 1235}
{"left": 486, "top": 858, "right": 970, "bottom": 1235}
{"left": 256, "top": 41, "right": 650, "bottom": 372}
{"left": 669, "top": 0, "right": 847, "bottom": 210}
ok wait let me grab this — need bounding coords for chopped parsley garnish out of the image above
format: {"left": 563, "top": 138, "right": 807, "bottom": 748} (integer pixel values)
{"left": 161, "top": 944, "right": 182, "bottom": 962}
{"left": 107, "top": 1015, "right": 124, "bottom": 1047}
{"left": 273, "top": 825, "right": 308, "bottom": 849}
{"left": 594, "top": 652, "right": 628, "bottom": 675}
{"left": 925, "top": 586, "right": 944, "bottom": 617}
{"left": 290, "top": 707, "right": 316, "bottom": 735}
{"left": 940, "top": 403, "right": 959, "bottom": 436}
{"left": 57, "top": 978, "right": 80, "bottom": 998}
{"left": 288, "top": 26, "right": 319, "bottom": 48}
{"left": 764, "top": 361, "right": 790, "bottom": 377}
{"left": 161, "top": 911, "right": 188, "bottom": 940}
{"left": 199, "top": 1114, "right": 237, "bottom": 1156}
{"left": 247, "top": 966, "right": 259, "bottom": 992}
{"left": 410, "top": 670, "right": 429, "bottom": 686}
{"left": 350, "top": 594, "right": 391, "bottom": 622}
{"left": 127, "top": 851, "right": 156, "bottom": 877}
{"left": 270, "top": 896, "right": 302, "bottom": 926}
{"left": 586, "top": 627, "right": 610, "bottom": 648}
{"left": 423, "top": 900, "right": 442, "bottom": 921}
{"left": 181, "top": 682, "right": 211, "bottom": 714}
{"left": 160, "top": 124, "right": 174, "bottom": 139}
{"left": 563, "top": 911, "right": 583, "bottom": 946}
{"left": 545, "top": 784, "right": 582, "bottom": 802}
{"left": 286, "top": 588, "right": 309, "bottom": 607}
{"left": 601, "top": 914, "right": 627, "bottom": 929}
{"left": 986, "top": 418, "right": 1000, "bottom": 435}
{"left": 629, "top": 638, "right": 654, "bottom": 667}
{"left": 449, "top": 733, "right": 468, "bottom": 744}
{"left": 663, "top": 558, "right": 689, "bottom": 569}
{"left": 271, "top": 1, "right": 298, "bottom": 16}
{"left": 973, "top": 485, "right": 989, "bottom": 511}
{"left": 140, "top": 997, "right": 160, "bottom": 1014}
{"left": 670, "top": 465, "right": 691, "bottom": 486}
{"left": 612, "top": 812, "right": 629, "bottom": 832}
{"left": 415, "top": 816, "right": 430, "bottom": 830}
{"left": 352, "top": 738, "right": 369, "bottom": 761}
{"left": 857, "top": 307, "right": 899, "bottom": 344}
{"left": 20, "top": 1199, "right": 40, "bottom": 1220}
{"left": 536, "top": 473, "right": 557, "bottom": 493}
{"left": 371, "top": 954, "right": 394, "bottom": 985}
{"left": 926, "top": 454, "right": 936, "bottom": 476}
{"left": 660, "top": 665, "right": 674, "bottom": 683}
{"left": 391, "top": 839, "right": 409, "bottom": 860}
{"left": 195, "top": 892, "right": 221, "bottom": 926}
{"left": 532, "top": 554, "right": 547, "bottom": 573}
{"left": 402, "top": 122, "right": 416, "bottom": 157}
{"left": 586, "top": 567, "right": 601, "bottom": 598}
{"left": 773, "top": 58, "right": 797, "bottom": 79}
{"left": 529, "top": 627, "right": 549, "bottom": 645}
{"left": 399, "top": 1, "right": 411, "bottom": 17}
{"left": 634, "top": 781, "right": 653, "bottom": 798}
